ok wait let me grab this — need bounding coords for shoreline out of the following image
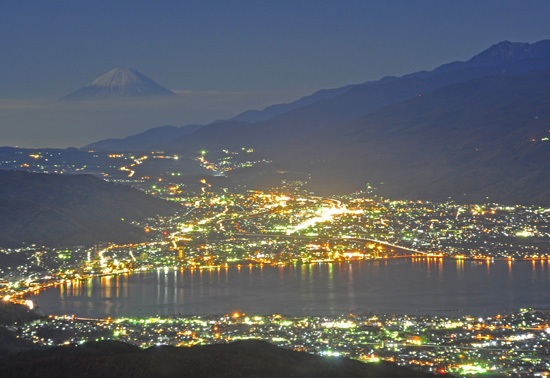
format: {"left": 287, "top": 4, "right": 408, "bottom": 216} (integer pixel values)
{"left": 10, "top": 254, "right": 550, "bottom": 303}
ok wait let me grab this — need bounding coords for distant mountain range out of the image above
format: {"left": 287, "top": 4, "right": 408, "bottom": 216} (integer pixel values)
{"left": 84, "top": 40, "right": 550, "bottom": 204}
{"left": 288, "top": 68, "right": 550, "bottom": 203}
{"left": 86, "top": 124, "right": 202, "bottom": 151}
{"left": 161, "top": 40, "right": 550, "bottom": 152}
{"left": 0, "top": 170, "right": 178, "bottom": 247}
{"left": 60, "top": 67, "right": 175, "bottom": 101}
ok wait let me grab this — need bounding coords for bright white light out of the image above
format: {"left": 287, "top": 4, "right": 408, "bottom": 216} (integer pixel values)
{"left": 286, "top": 205, "right": 346, "bottom": 235}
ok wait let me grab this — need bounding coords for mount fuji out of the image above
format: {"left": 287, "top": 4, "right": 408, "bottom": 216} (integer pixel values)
{"left": 60, "top": 67, "right": 175, "bottom": 101}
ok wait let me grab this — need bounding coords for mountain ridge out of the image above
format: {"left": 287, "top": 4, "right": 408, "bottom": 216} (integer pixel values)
{"left": 85, "top": 124, "right": 203, "bottom": 151}
{"left": 164, "top": 40, "right": 550, "bottom": 153}
{"left": 77, "top": 40, "right": 550, "bottom": 204}
{"left": 86, "top": 39, "right": 550, "bottom": 152}
{"left": 279, "top": 68, "right": 550, "bottom": 203}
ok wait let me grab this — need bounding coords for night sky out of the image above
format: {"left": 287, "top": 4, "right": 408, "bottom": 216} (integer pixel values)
{"left": 2, "top": 0, "right": 550, "bottom": 147}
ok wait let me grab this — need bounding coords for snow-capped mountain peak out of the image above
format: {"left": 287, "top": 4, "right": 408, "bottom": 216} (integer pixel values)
{"left": 60, "top": 67, "right": 175, "bottom": 101}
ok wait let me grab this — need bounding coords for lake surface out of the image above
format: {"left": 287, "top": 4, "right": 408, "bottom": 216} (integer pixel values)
{"left": 31, "top": 258, "right": 550, "bottom": 318}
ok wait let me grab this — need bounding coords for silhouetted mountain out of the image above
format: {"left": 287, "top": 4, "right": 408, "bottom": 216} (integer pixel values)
{"left": 467, "top": 39, "right": 550, "bottom": 67}
{"left": 0, "top": 339, "right": 444, "bottom": 378}
{"left": 85, "top": 124, "right": 202, "bottom": 151}
{"left": 78, "top": 40, "right": 550, "bottom": 204}
{"left": 90, "top": 40, "right": 550, "bottom": 154}
{"left": 282, "top": 69, "right": 550, "bottom": 204}
{"left": 230, "top": 84, "right": 357, "bottom": 123}
{"left": 0, "top": 170, "right": 178, "bottom": 247}
{"left": 164, "top": 40, "right": 550, "bottom": 153}
{"left": 231, "top": 40, "right": 550, "bottom": 124}
{"left": 60, "top": 68, "right": 175, "bottom": 101}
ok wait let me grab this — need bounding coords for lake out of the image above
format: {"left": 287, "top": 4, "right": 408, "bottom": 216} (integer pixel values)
{"left": 31, "top": 258, "right": 550, "bottom": 318}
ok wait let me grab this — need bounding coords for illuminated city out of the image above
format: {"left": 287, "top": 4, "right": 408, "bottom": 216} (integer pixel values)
{"left": 3, "top": 3, "right": 550, "bottom": 376}
{"left": 10, "top": 309, "right": 550, "bottom": 376}
{"left": 1, "top": 147, "right": 550, "bottom": 376}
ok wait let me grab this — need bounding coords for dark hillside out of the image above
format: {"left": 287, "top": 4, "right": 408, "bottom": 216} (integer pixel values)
{"left": 0, "top": 170, "right": 178, "bottom": 247}
{"left": 0, "top": 339, "right": 446, "bottom": 378}
{"left": 284, "top": 69, "right": 550, "bottom": 204}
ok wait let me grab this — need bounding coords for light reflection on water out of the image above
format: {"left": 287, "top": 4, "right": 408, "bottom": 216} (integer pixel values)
{"left": 33, "top": 259, "right": 550, "bottom": 318}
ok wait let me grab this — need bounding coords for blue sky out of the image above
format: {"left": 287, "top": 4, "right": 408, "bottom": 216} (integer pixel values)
{"left": 2, "top": 0, "right": 550, "bottom": 147}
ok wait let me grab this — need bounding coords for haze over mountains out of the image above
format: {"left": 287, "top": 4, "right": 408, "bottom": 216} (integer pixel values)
{"left": 81, "top": 40, "right": 550, "bottom": 204}
{"left": 60, "top": 67, "right": 175, "bottom": 101}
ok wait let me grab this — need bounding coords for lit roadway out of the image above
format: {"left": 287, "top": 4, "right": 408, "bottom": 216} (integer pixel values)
{"left": 229, "top": 233, "right": 426, "bottom": 256}
{"left": 209, "top": 197, "right": 427, "bottom": 256}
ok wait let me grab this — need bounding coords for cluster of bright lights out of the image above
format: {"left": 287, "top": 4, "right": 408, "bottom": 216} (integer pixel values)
{"left": 286, "top": 206, "right": 346, "bottom": 235}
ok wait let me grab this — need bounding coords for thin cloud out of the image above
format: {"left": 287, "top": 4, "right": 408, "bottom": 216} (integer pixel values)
{"left": 0, "top": 89, "right": 311, "bottom": 148}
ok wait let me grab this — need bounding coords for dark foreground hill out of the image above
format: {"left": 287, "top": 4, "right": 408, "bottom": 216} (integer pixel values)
{"left": 0, "top": 301, "right": 43, "bottom": 326}
{"left": 0, "top": 339, "right": 444, "bottom": 378}
{"left": 0, "top": 170, "right": 178, "bottom": 247}
{"left": 0, "top": 302, "right": 43, "bottom": 353}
